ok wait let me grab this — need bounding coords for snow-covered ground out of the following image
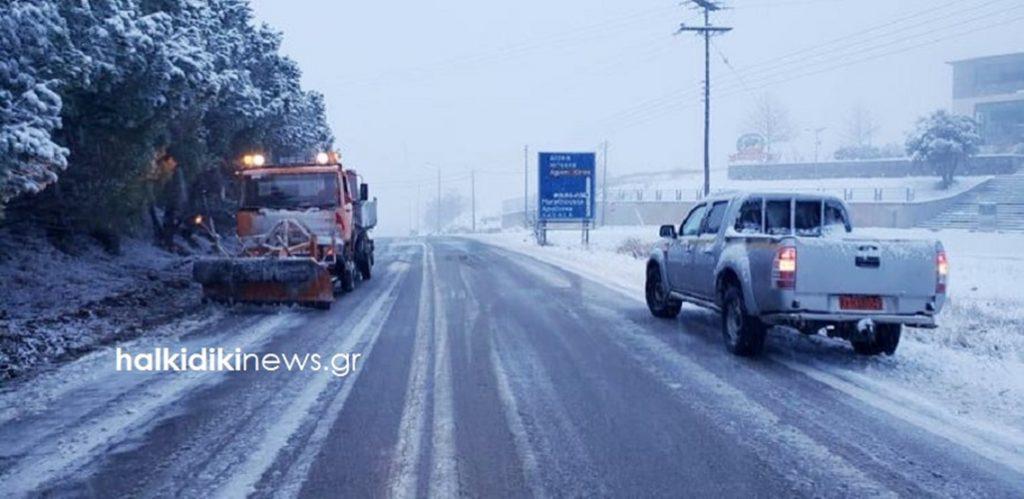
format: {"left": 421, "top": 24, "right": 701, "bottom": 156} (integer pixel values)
{"left": 469, "top": 226, "right": 1024, "bottom": 450}
{"left": 0, "top": 231, "right": 202, "bottom": 379}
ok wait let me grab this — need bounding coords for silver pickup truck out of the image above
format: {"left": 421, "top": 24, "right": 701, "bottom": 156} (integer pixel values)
{"left": 646, "top": 192, "right": 947, "bottom": 357}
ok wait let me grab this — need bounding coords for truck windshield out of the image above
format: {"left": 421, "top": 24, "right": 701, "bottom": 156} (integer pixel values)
{"left": 241, "top": 173, "right": 338, "bottom": 210}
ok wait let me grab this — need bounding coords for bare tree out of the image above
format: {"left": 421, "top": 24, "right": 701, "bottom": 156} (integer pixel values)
{"left": 423, "top": 191, "right": 466, "bottom": 233}
{"left": 841, "top": 103, "right": 880, "bottom": 148}
{"left": 744, "top": 93, "right": 796, "bottom": 155}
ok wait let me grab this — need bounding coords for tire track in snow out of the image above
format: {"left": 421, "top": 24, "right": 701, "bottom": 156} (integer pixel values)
{"left": 386, "top": 242, "right": 460, "bottom": 497}
{"left": 480, "top": 242, "right": 892, "bottom": 496}
{"left": 267, "top": 258, "right": 417, "bottom": 498}
{"left": 493, "top": 238, "right": 1024, "bottom": 485}
{"left": 386, "top": 243, "right": 433, "bottom": 498}
{"left": 215, "top": 259, "right": 412, "bottom": 498}
{"left": 0, "top": 312, "right": 299, "bottom": 497}
{"left": 487, "top": 239, "right": 1024, "bottom": 489}
{"left": 584, "top": 302, "right": 895, "bottom": 497}
{"left": 476, "top": 255, "right": 606, "bottom": 496}
{"left": 487, "top": 327, "right": 545, "bottom": 498}
{"left": 427, "top": 244, "right": 459, "bottom": 497}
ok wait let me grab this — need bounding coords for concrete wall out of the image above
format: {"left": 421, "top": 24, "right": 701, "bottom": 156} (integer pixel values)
{"left": 845, "top": 195, "right": 970, "bottom": 228}
{"left": 728, "top": 155, "right": 1022, "bottom": 181}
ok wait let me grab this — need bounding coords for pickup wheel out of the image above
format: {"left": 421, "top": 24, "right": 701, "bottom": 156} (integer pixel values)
{"left": 646, "top": 265, "right": 681, "bottom": 319}
{"left": 851, "top": 324, "right": 902, "bottom": 356}
{"left": 721, "top": 285, "right": 767, "bottom": 356}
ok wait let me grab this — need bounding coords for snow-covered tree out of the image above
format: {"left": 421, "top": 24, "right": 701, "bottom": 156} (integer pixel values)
{"left": 265, "top": 90, "right": 335, "bottom": 159}
{"left": 1, "top": 0, "right": 335, "bottom": 237}
{"left": 906, "top": 110, "right": 981, "bottom": 189}
{"left": 0, "top": 1, "right": 75, "bottom": 214}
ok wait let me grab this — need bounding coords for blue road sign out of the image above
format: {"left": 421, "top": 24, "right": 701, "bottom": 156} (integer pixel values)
{"left": 538, "top": 152, "right": 595, "bottom": 221}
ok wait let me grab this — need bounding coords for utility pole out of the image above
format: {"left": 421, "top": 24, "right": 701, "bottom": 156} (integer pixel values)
{"left": 471, "top": 169, "right": 476, "bottom": 233}
{"left": 523, "top": 145, "right": 529, "bottom": 228}
{"left": 807, "top": 126, "right": 826, "bottom": 163}
{"left": 436, "top": 168, "right": 441, "bottom": 234}
{"left": 677, "top": 1, "right": 731, "bottom": 198}
{"left": 601, "top": 140, "right": 609, "bottom": 227}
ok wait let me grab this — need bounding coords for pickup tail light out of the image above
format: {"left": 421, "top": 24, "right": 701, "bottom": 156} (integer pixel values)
{"left": 773, "top": 246, "right": 797, "bottom": 289}
{"left": 936, "top": 250, "right": 948, "bottom": 294}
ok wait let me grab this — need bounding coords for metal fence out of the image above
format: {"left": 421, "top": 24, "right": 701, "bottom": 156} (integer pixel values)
{"left": 502, "top": 187, "right": 918, "bottom": 217}
{"left": 593, "top": 187, "right": 917, "bottom": 203}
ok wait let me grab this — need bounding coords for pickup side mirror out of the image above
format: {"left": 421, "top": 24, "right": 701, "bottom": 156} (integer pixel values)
{"left": 359, "top": 183, "right": 369, "bottom": 201}
{"left": 659, "top": 224, "right": 677, "bottom": 239}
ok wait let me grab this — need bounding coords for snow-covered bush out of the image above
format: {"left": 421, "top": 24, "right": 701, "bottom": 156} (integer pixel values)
{"left": 615, "top": 237, "right": 653, "bottom": 259}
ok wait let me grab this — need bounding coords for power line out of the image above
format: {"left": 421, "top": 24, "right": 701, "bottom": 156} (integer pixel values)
{"left": 596, "top": 0, "right": 1024, "bottom": 135}
{"left": 617, "top": 11, "right": 1024, "bottom": 136}
{"left": 712, "top": 39, "right": 754, "bottom": 97}
{"left": 332, "top": 4, "right": 679, "bottom": 88}
{"left": 728, "top": 0, "right": 1009, "bottom": 79}
{"left": 594, "top": 0, "right": 1006, "bottom": 127}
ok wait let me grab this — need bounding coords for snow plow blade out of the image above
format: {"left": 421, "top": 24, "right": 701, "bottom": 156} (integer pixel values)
{"left": 193, "top": 257, "right": 333, "bottom": 308}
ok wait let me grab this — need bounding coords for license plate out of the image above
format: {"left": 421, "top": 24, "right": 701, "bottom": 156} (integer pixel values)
{"left": 839, "top": 295, "right": 883, "bottom": 311}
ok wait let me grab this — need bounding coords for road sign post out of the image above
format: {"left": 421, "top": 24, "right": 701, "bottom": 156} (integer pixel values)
{"left": 537, "top": 152, "right": 596, "bottom": 246}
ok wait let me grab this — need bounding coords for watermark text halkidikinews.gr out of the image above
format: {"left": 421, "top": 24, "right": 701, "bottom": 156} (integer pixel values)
{"left": 115, "top": 347, "right": 362, "bottom": 378}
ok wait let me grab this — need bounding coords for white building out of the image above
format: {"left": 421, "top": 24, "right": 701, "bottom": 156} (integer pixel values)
{"left": 950, "top": 52, "right": 1024, "bottom": 152}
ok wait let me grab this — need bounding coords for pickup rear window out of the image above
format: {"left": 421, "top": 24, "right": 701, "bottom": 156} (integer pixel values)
{"left": 735, "top": 198, "right": 762, "bottom": 233}
{"left": 748, "top": 198, "right": 850, "bottom": 236}
{"left": 824, "top": 201, "right": 851, "bottom": 233}
{"left": 765, "top": 200, "right": 792, "bottom": 235}
{"left": 795, "top": 200, "right": 822, "bottom": 236}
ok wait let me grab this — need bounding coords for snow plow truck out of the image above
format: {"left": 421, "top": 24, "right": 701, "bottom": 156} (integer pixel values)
{"left": 193, "top": 152, "right": 376, "bottom": 309}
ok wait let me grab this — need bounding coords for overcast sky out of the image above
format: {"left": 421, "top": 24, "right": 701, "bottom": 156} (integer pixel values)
{"left": 250, "top": 0, "right": 1024, "bottom": 235}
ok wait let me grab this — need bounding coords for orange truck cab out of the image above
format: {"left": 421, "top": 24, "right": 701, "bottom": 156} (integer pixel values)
{"left": 192, "top": 156, "right": 376, "bottom": 309}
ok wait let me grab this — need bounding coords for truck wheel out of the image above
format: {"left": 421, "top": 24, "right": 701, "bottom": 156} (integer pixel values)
{"left": 721, "top": 285, "right": 767, "bottom": 356}
{"left": 356, "top": 235, "right": 372, "bottom": 280}
{"left": 338, "top": 259, "right": 356, "bottom": 293}
{"left": 358, "top": 259, "right": 372, "bottom": 280}
{"left": 852, "top": 324, "right": 901, "bottom": 356}
{"left": 646, "top": 265, "right": 681, "bottom": 318}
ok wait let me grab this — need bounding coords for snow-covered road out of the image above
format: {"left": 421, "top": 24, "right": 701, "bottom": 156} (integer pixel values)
{"left": 0, "top": 237, "right": 1022, "bottom": 497}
